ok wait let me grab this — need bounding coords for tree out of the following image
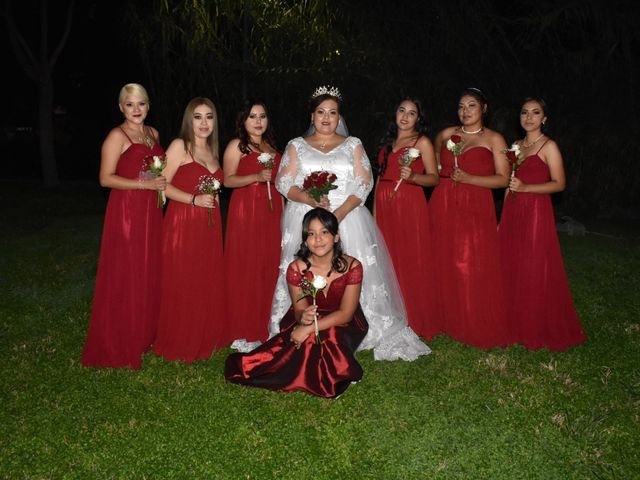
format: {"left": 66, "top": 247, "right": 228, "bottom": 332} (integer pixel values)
{"left": 3, "top": 0, "right": 76, "bottom": 187}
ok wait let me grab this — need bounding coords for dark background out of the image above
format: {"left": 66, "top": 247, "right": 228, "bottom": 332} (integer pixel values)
{"left": 3, "top": 0, "right": 639, "bottom": 220}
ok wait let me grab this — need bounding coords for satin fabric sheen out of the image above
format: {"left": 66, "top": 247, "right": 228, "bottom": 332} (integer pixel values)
{"left": 499, "top": 154, "right": 586, "bottom": 350}
{"left": 225, "top": 151, "right": 283, "bottom": 343}
{"left": 82, "top": 142, "right": 165, "bottom": 368}
{"left": 374, "top": 146, "right": 439, "bottom": 339}
{"left": 153, "top": 165, "right": 230, "bottom": 362}
{"left": 225, "top": 262, "right": 368, "bottom": 398}
{"left": 430, "top": 146, "right": 510, "bottom": 348}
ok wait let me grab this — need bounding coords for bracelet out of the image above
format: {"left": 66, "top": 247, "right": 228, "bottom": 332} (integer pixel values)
{"left": 191, "top": 194, "right": 196, "bottom": 206}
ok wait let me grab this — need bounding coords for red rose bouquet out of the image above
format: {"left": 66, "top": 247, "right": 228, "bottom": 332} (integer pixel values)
{"left": 302, "top": 170, "right": 338, "bottom": 202}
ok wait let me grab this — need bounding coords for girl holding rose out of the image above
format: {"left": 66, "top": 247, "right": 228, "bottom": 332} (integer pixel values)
{"left": 374, "top": 97, "right": 440, "bottom": 339}
{"left": 82, "top": 83, "right": 165, "bottom": 369}
{"left": 498, "top": 97, "right": 585, "bottom": 350}
{"left": 223, "top": 99, "right": 283, "bottom": 349}
{"left": 153, "top": 97, "right": 230, "bottom": 363}
{"left": 430, "top": 87, "right": 511, "bottom": 349}
{"left": 225, "top": 208, "right": 368, "bottom": 398}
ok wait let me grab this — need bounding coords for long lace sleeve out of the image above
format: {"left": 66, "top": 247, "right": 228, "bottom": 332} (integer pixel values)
{"left": 275, "top": 140, "right": 300, "bottom": 197}
{"left": 345, "top": 138, "right": 373, "bottom": 204}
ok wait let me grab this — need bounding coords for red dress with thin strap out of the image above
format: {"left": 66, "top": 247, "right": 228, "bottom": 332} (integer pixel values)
{"left": 374, "top": 144, "right": 439, "bottom": 339}
{"left": 153, "top": 164, "right": 229, "bottom": 362}
{"left": 225, "top": 261, "right": 368, "bottom": 398}
{"left": 82, "top": 131, "right": 164, "bottom": 368}
{"left": 429, "top": 146, "right": 510, "bottom": 348}
{"left": 499, "top": 150, "right": 586, "bottom": 350}
{"left": 224, "top": 151, "right": 283, "bottom": 343}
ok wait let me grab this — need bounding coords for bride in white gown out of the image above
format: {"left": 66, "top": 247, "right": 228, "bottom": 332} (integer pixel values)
{"left": 269, "top": 86, "right": 430, "bottom": 361}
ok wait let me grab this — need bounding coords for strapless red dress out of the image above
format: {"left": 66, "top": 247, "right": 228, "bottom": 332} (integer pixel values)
{"left": 224, "top": 151, "right": 283, "bottom": 343}
{"left": 153, "top": 165, "right": 230, "bottom": 362}
{"left": 374, "top": 146, "right": 439, "bottom": 339}
{"left": 499, "top": 153, "right": 586, "bottom": 350}
{"left": 429, "top": 146, "right": 510, "bottom": 348}
{"left": 82, "top": 141, "right": 165, "bottom": 368}
{"left": 225, "top": 262, "right": 368, "bottom": 398}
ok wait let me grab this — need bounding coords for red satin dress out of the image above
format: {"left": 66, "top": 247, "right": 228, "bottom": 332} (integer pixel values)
{"left": 153, "top": 164, "right": 229, "bottom": 362}
{"left": 82, "top": 130, "right": 164, "bottom": 369}
{"left": 374, "top": 145, "right": 439, "bottom": 339}
{"left": 499, "top": 148, "right": 586, "bottom": 350}
{"left": 224, "top": 151, "right": 283, "bottom": 343}
{"left": 225, "top": 261, "right": 368, "bottom": 398}
{"left": 429, "top": 146, "right": 510, "bottom": 348}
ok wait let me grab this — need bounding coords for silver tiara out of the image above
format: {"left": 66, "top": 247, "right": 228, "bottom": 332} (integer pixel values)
{"left": 311, "top": 85, "right": 342, "bottom": 100}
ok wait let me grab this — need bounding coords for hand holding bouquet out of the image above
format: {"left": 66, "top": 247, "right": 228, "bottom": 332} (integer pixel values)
{"left": 296, "top": 271, "right": 328, "bottom": 345}
{"left": 302, "top": 170, "right": 338, "bottom": 204}
{"left": 257, "top": 152, "right": 275, "bottom": 211}
{"left": 388, "top": 147, "right": 420, "bottom": 202}
{"left": 197, "top": 175, "right": 222, "bottom": 227}
{"left": 142, "top": 155, "right": 167, "bottom": 207}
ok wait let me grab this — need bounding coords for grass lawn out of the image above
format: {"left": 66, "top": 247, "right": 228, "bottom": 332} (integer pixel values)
{"left": 1, "top": 181, "right": 638, "bottom": 479}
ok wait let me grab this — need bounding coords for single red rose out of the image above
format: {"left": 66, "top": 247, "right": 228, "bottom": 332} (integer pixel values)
{"left": 506, "top": 151, "right": 517, "bottom": 164}
{"left": 451, "top": 134, "right": 462, "bottom": 144}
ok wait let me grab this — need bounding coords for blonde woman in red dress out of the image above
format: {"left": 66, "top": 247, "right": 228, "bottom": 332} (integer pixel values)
{"left": 153, "top": 97, "right": 229, "bottom": 362}
{"left": 223, "top": 100, "right": 283, "bottom": 350}
{"left": 82, "top": 83, "right": 165, "bottom": 369}
{"left": 499, "top": 97, "right": 586, "bottom": 350}
{"left": 374, "top": 97, "right": 440, "bottom": 339}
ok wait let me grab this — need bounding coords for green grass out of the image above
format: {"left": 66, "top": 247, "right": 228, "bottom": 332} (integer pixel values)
{"left": 1, "top": 181, "right": 638, "bottom": 479}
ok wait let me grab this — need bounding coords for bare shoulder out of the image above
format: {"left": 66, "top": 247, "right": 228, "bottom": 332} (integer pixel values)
{"left": 416, "top": 135, "right": 434, "bottom": 149}
{"left": 148, "top": 126, "right": 160, "bottom": 139}
{"left": 484, "top": 128, "right": 507, "bottom": 147}
{"left": 166, "top": 138, "right": 186, "bottom": 154}
{"left": 436, "top": 126, "right": 458, "bottom": 143}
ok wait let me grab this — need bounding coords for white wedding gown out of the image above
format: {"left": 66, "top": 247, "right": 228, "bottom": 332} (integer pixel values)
{"left": 269, "top": 136, "right": 430, "bottom": 361}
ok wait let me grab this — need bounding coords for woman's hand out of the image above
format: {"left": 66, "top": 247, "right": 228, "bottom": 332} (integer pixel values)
{"left": 194, "top": 193, "right": 215, "bottom": 208}
{"left": 451, "top": 167, "right": 470, "bottom": 184}
{"left": 307, "top": 193, "right": 330, "bottom": 209}
{"left": 399, "top": 165, "right": 414, "bottom": 181}
{"left": 256, "top": 168, "right": 272, "bottom": 183}
{"left": 290, "top": 324, "right": 313, "bottom": 348}
{"left": 144, "top": 175, "right": 167, "bottom": 191}
{"left": 509, "top": 176, "right": 526, "bottom": 193}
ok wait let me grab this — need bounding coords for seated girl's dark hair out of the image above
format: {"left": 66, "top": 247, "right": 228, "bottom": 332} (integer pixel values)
{"left": 295, "top": 208, "right": 348, "bottom": 275}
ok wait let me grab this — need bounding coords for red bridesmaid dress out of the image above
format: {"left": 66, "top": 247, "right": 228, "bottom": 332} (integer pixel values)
{"left": 499, "top": 144, "right": 586, "bottom": 350}
{"left": 374, "top": 144, "right": 439, "bottom": 339}
{"left": 82, "top": 129, "right": 164, "bottom": 368}
{"left": 429, "top": 145, "right": 510, "bottom": 349}
{"left": 225, "top": 260, "right": 368, "bottom": 398}
{"left": 224, "top": 151, "right": 283, "bottom": 343}
{"left": 153, "top": 163, "right": 230, "bottom": 362}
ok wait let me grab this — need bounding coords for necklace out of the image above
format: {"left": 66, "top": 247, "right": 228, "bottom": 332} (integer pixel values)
{"left": 522, "top": 133, "right": 545, "bottom": 149}
{"left": 319, "top": 140, "right": 327, "bottom": 150}
{"left": 249, "top": 140, "right": 263, "bottom": 152}
{"left": 461, "top": 126, "right": 483, "bottom": 134}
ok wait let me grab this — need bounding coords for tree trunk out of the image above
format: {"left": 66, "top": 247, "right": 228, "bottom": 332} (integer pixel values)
{"left": 39, "top": 77, "right": 59, "bottom": 187}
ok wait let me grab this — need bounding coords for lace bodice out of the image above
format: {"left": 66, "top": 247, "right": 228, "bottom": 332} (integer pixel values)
{"left": 276, "top": 137, "right": 373, "bottom": 206}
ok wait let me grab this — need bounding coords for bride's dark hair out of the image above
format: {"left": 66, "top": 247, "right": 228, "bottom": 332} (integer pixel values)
{"left": 295, "top": 208, "right": 348, "bottom": 276}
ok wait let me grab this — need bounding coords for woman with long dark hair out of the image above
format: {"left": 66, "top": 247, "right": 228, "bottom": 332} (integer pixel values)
{"left": 374, "top": 97, "right": 439, "bottom": 339}
{"left": 499, "top": 97, "right": 585, "bottom": 350}
{"left": 153, "top": 97, "right": 230, "bottom": 362}
{"left": 430, "top": 87, "right": 511, "bottom": 349}
{"left": 225, "top": 208, "right": 368, "bottom": 398}
{"left": 223, "top": 100, "right": 283, "bottom": 349}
